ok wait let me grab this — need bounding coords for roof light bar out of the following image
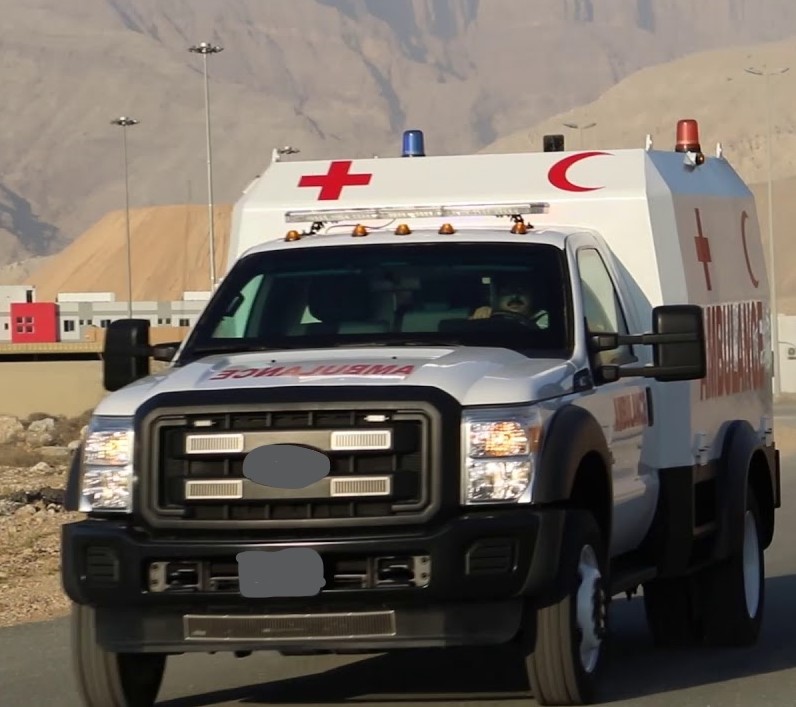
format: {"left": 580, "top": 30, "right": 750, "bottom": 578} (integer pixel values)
{"left": 284, "top": 202, "right": 550, "bottom": 224}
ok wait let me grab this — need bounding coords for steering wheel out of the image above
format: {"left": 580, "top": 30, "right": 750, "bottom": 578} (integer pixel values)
{"left": 491, "top": 310, "right": 541, "bottom": 329}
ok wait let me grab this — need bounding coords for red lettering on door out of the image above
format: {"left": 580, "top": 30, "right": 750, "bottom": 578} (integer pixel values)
{"left": 700, "top": 301, "right": 767, "bottom": 400}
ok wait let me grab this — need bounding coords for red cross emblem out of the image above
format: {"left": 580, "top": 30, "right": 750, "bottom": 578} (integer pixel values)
{"left": 297, "top": 160, "right": 372, "bottom": 200}
{"left": 693, "top": 208, "right": 712, "bottom": 291}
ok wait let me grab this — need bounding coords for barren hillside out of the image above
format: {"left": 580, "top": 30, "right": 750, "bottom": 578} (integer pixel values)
{"left": 3, "top": 0, "right": 796, "bottom": 265}
{"left": 24, "top": 205, "right": 231, "bottom": 302}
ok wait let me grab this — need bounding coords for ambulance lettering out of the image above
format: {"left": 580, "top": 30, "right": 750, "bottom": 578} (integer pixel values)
{"left": 613, "top": 389, "right": 649, "bottom": 432}
{"left": 700, "top": 300, "right": 767, "bottom": 400}
{"left": 208, "top": 363, "right": 415, "bottom": 381}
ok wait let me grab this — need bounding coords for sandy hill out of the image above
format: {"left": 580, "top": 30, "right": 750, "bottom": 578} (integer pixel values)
{"left": 24, "top": 205, "right": 231, "bottom": 302}
{"left": 2, "top": 0, "right": 796, "bottom": 265}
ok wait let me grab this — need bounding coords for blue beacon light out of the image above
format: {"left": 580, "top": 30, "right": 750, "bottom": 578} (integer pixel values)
{"left": 401, "top": 129, "right": 425, "bottom": 157}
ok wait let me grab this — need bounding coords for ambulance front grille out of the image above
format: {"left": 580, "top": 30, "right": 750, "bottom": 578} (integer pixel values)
{"left": 145, "top": 403, "right": 436, "bottom": 529}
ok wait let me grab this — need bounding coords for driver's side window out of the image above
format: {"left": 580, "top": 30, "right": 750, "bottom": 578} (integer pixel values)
{"left": 577, "top": 248, "right": 635, "bottom": 367}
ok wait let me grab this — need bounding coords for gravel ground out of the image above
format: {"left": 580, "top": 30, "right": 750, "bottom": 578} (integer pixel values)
{"left": 0, "top": 411, "right": 90, "bottom": 629}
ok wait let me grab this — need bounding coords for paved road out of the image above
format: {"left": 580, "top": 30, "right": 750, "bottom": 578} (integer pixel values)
{"left": 2, "top": 463, "right": 794, "bottom": 705}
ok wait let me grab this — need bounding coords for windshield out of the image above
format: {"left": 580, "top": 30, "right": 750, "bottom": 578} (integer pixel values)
{"left": 180, "top": 242, "right": 573, "bottom": 362}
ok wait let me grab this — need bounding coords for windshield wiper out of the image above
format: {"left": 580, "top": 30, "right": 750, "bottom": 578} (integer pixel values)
{"left": 185, "top": 343, "right": 282, "bottom": 356}
{"left": 335, "top": 339, "right": 466, "bottom": 348}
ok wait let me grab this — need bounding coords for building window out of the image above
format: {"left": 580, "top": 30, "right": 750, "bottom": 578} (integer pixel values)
{"left": 158, "top": 317, "right": 172, "bottom": 325}
{"left": 3, "top": 323, "right": 7, "bottom": 330}
{"left": 63, "top": 320, "right": 75, "bottom": 332}
{"left": 100, "top": 319, "right": 111, "bottom": 328}
{"left": 14, "top": 316, "right": 34, "bottom": 334}
{"left": 179, "top": 318, "right": 190, "bottom": 327}
{"left": 25, "top": 290, "right": 33, "bottom": 303}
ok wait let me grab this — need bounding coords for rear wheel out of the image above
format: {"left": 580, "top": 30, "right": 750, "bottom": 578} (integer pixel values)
{"left": 698, "top": 485, "right": 765, "bottom": 646}
{"left": 72, "top": 603, "right": 167, "bottom": 707}
{"left": 523, "top": 511, "right": 608, "bottom": 705}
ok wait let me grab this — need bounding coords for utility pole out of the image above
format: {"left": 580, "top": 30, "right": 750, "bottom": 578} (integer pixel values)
{"left": 110, "top": 116, "right": 139, "bottom": 318}
{"left": 189, "top": 41, "right": 224, "bottom": 289}
{"left": 745, "top": 65, "right": 789, "bottom": 396}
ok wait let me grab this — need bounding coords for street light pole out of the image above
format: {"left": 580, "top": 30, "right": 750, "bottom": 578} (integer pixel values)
{"left": 111, "top": 116, "right": 139, "bottom": 318}
{"left": 745, "top": 65, "right": 789, "bottom": 397}
{"left": 563, "top": 121, "right": 597, "bottom": 149}
{"left": 189, "top": 41, "right": 224, "bottom": 290}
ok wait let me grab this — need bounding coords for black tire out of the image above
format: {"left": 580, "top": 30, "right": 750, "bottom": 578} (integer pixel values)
{"left": 642, "top": 576, "right": 703, "bottom": 648}
{"left": 71, "top": 603, "right": 167, "bottom": 707}
{"left": 698, "top": 485, "right": 765, "bottom": 647}
{"left": 523, "top": 511, "right": 608, "bottom": 706}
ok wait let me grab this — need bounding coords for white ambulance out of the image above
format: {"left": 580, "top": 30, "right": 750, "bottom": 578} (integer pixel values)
{"left": 63, "top": 121, "right": 781, "bottom": 706}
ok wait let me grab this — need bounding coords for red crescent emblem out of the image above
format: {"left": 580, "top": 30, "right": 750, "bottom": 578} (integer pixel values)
{"left": 740, "top": 210, "right": 759, "bottom": 288}
{"left": 548, "top": 151, "right": 610, "bottom": 192}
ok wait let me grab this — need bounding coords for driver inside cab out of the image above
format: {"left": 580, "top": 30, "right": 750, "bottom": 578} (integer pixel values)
{"left": 470, "top": 274, "right": 548, "bottom": 328}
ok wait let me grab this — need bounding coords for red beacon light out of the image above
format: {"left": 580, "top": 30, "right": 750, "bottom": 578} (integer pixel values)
{"left": 675, "top": 119, "right": 702, "bottom": 153}
{"left": 675, "top": 118, "right": 705, "bottom": 165}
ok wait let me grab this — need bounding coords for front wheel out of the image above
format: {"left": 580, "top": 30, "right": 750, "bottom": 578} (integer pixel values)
{"left": 71, "top": 603, "right": 167, "bottom": 707}
{"left": 523, "top": 511, "right": 608, "bottom": 705}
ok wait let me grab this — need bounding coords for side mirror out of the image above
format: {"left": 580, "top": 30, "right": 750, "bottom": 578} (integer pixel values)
{"left": 649, "top": 304, "right": 707, "bottom": 382}
{"left": 102, "top": 319, "right": 152, "bottom": 392}
{"left": 596, "top": 304, "right": 706, "bottom": 383}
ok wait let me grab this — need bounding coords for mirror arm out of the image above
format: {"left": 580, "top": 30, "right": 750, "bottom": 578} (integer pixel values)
{"left": 616, "top": 332, "right": 701, "bottom": 346}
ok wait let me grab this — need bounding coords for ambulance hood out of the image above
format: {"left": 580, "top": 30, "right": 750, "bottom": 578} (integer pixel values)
{"left": 93, "top": 346, "right": 576, "bottom": 416}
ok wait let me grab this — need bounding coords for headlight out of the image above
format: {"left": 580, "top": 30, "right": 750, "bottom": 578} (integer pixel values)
{"left": 461, "top": 406, "right": 543, "bottom": 505}
{"left": 79, "top": 416, "right": 135, "bottom": 513}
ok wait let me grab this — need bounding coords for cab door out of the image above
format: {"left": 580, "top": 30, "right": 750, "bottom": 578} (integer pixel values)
{"left": 569, "top": 238, "right": 654, "bottom": 558}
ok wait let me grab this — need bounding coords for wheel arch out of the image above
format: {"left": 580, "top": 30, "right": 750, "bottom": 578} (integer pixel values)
{"left": 715, "top": 419, "right": 776, "bottom": 559}
{"left": 534, "top": 403, "right": 613, "bottom": 552}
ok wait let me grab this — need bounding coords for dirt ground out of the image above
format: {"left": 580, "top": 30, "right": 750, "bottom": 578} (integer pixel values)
{"left": 0, "top": 398, "right": 796, "bottom": 627}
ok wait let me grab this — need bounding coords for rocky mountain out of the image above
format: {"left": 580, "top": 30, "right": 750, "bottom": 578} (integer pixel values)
{"left": 2, "top": 0, "right": 796, "bottom": 265}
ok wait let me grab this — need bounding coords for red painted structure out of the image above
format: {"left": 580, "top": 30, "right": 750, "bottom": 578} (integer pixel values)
{"left": 9, "top": 302, "right": 59, "bottom": 343}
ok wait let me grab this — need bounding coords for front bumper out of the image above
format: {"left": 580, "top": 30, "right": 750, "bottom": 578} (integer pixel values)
{"left": 62, "top": 508, "right": 568, "bottom": 653}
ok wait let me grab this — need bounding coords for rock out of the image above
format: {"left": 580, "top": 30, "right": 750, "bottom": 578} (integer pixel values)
{"left": 0, "top": 416, "right": 24, "bottom": 444}
{"left": 40, "top": 487, "right": 65, "bottom": 506}
{"left": 26, "top": 418, "right": 56, "bottom": 447}
{"left": 40, "top": 446, "right": 70, "bottom": 459}
{"left": 80, "top": 425, "right": 89, "bottom": 439}
{"left": 67, "top": 440, "right": 81, "bottom": 452}
{"left": 0, "top": 499, "right": 22, "bottom": 516}
{"left": 31, "top": 461, "right": 53, "bottom": 475}
{"left": 6, "top": 490, "right": 28, "bottom": 504}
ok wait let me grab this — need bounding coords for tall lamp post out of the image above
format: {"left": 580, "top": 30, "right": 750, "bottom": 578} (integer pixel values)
{"left": 110, "top": 116, "right": 139, "bottom": 318}
{"left": 745, "top": 65, "right": 789, "bottom": 396}
{"left": 563, "top": 121, "right": 597, "bottom": 149}
{"left": 188, "top": 41, "right": 224, "bottom": 290}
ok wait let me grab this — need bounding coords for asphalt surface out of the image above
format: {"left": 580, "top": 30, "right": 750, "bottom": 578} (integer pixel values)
{"left": 2, "top": 454, "right": 795, "bottom": 705}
